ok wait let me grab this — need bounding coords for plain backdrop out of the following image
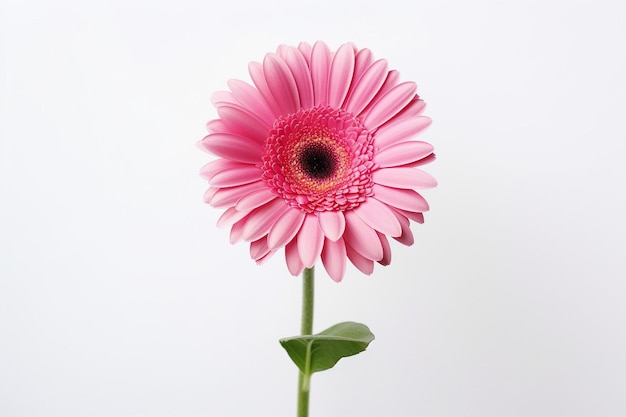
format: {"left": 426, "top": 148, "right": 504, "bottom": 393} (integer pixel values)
{"left": 2, "top": 0, "right": 626, "bottom": 416}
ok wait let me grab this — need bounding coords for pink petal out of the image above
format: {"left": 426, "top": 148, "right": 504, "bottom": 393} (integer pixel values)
{"left": 211, "top": 90, "right": 238, "bottom": 107}
{"left": 327, "top": 43, "right": 355, "bottom": 108}
{"left": 390, "top": 97, "right": 427, "bottom": 120}
{"left": 227, "top": 79, "right": 276, "bottom": 127}
{"left": 217, "top": 106, "right": 270, "bottom": 144}
{"left": 276, "top": 44, "right": 289, "bottom": 59}
{"left": 199, "top": 159, "right": 248, "bottom": 181}
{"left": 210, "top": 166, "right": 263, "bottom": 187}
{"left": 363, "top": 82, "right": 417, "bottom": 130}
{"left": 395, "top": 208, "right": 425, "bottom": 223}
{"left": 345, "top": 242, "right": 375, "bottom": 275}
{"left": 235, "top": 188, "right": 277, "bottom": 211}
{"left": 321, "top": 237, "right": 347, "bottom": 282}
{"left": 268, "top": 208, "right": 306, "bottom": 250}
{"left": 248, "top": 61, "right": 283, "bottom": 118}
{"left": 216, "top": 206, "right": 249, "bottom": 228}
{"left": 374, "top": 141, "right": 434, "bottom": 168}
{"left": 250, "top": 236, "right": 270, "bottom": 260}
{"left": 311, "top": 41, "right": 331, "bottom": 105}
{"left": 377, "top": 232, "right": 392, "bottom": 266}
{"left": 297, "top": 214, "right": 325, "bottom": 268}
{"left": 359, "top": 70, "right": 400, "bottom": 117}
{"left": 372, "top": 184, "right": 430, "bottom": 213}
{"left": 343, "top": 59, "right": 388, "bottom": 115}
{"left": 263, "top": 53, "right": 300, "bottom": 115}
{"left": 256, "top": 249, "right": 277, "bottom": 265}
{"left": 317, "top": 211, "right": 346, "bottom": 241}
{"left": 404, "top": 153, "right": 436, "bottom": 168}
{"left": 240, "top": 198, "right": 290, "bottom": 242}
{"left": 285, "top": 238, "right": 304, "bottom": 276}
{"left": 374, "top": 116, "right": 432, "bottom": 150}
{"left": 343, "top": 211, "right": 383, "bottom": 261}
{"left": 353, "top": 48, "right": 374, "bottom": 83}
{"left": 205, "top": 119, "right": 226, "bottom": 134}
{"left": 392, "top": 211, "right": 414, "bottom": 246}
{"left": 297, "top": 42, "right": 312, "bottom": 66}
{"left": 207, "top": 181, "right": 267, "bottom": 208}
{"left": 282, "top": 46, "right": 314, "bottom": 109}
{"left": 372, "top": 167, "right": 438, "bottom": 189}
{"left": 353, "top": 198, "right": 402, "bottom": 237}
{"left": 229, "top": 217, "right": 246, "bottom": 244}
{"left": 200, "top": 133, "right": 264, "bottom": 164}
{"left": 203, "top": 187, "right": 218, "bottom": 204}
{"left": 372, "top": 70, "right": 400, "bottom": 99}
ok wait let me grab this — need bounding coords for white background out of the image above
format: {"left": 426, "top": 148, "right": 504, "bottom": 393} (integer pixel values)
{"left": 2, "top": 0, "right": 626, "bottom": 416}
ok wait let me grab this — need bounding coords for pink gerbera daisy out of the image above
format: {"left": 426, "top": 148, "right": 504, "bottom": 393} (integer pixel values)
{"left": 200, "top": 41, "right": 436, "bottom": 282}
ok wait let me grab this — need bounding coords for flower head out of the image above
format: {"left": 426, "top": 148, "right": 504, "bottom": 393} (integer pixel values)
{"left": 200, "top": 42, "right": 436, "bottom": 282}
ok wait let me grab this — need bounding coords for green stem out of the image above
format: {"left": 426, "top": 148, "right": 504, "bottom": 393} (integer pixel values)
{"left": 297, "top": 267, "right": 314, "bottom": 417}
{"left": 300, "top": 267, "right": 314, "bottom": 335}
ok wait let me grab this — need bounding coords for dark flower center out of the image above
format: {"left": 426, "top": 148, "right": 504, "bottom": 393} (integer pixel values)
{"left": 299, "top": 143, "right": 336, "bottom": 180}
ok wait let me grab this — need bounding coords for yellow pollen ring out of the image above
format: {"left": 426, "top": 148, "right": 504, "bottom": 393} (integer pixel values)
{"left": 284, "top": 134, "right": 350, "bottom": 195}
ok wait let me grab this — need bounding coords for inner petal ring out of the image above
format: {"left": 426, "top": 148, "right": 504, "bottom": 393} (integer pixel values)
{"left": 262, "top": 105, "right": 376, "bottom": 213}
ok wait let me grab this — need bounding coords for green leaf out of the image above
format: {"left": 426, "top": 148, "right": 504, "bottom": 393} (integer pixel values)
{"left": 279, "top": 322, "right": 375, "bottom": 374}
